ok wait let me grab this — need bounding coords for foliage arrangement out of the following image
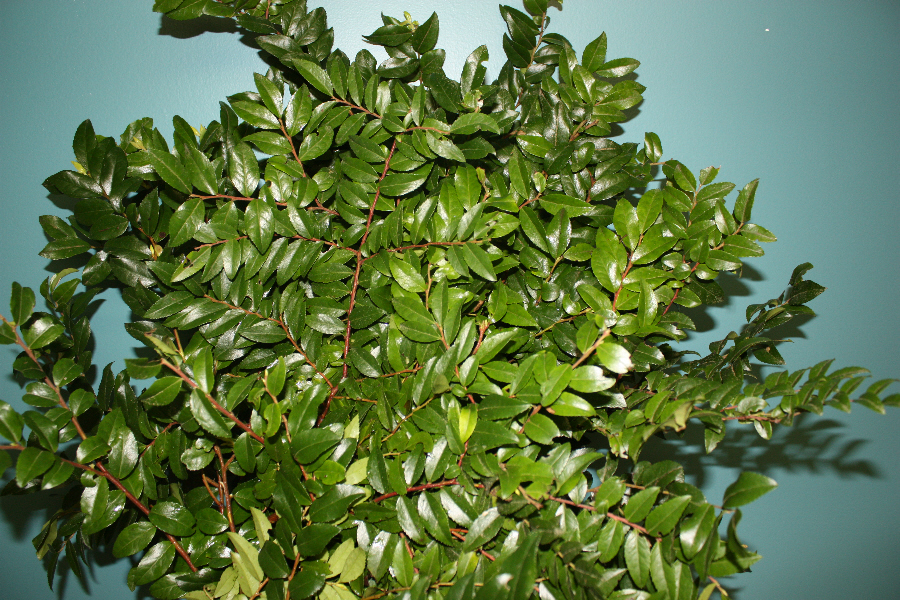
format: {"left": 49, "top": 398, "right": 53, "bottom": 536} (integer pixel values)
{"left": 0, "top": 1, "right": 896, "bottom": 599}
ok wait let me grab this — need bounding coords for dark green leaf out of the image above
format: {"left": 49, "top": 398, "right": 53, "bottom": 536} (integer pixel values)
{"left": 113, "top": 522, "right": 157, "bottom": 559}
{"left": 722, "top": 472, "right": 778, "bottom": 508}
{"left": 149, "top": 501, "right": 196, "bottom": 537}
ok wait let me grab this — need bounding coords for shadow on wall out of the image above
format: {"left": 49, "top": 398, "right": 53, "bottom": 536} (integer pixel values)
{"left": 639, "top": 413, "right": 880, "bottom": 491}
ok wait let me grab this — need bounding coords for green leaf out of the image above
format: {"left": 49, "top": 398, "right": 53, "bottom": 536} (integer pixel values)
{"left": 734, "top": 178, "right": 759, "bottom": 222}
{"left": 52, "top": 358, "right": 83, "bottom": 387}
{"left": 113, "top": 522, "right": 157, "bottom": 558}
{"left": 381, "top": 162, "right": 433, "bottom": 197}
{"left": 461, "top": 507, "right": 502, "bottom": 551}
{"left": 594, "top": 341, "right": 633, "bottom": 374}
{"left": 191, "top": 347, "right": 215, "bottom": 394}
{"left": 722, "top": 472, "right": 778, "bottom": 508}
{"left": 0, "top": 400, "right": 24, "bottom": 443}
{"left": 10, "top": 282, "right": 35, "bottom": 326}
{"left": 569, "top": 366, "right": 615, "bottom": 393}
{"left": 308, "top": 484, "right": 366, "bottom": 522}
{"left": 476, "top": 329, "right": 518, "bottom": 363}
{"left": 231, "top": 100, "right": 280, "bottom": 129}
{"left": 244, "top": 198, "right": 274, "bottom": 253}
{"left": 39, "top": 238, "right": 92, "bottom": 260}
{"left": 130, "top": 541, "right": 176, "bottom": 587}
{"left": 259, "top": 540, "right": 290, "bottom": 580}
{"left": 622, "top": 486, "right": 660, "bottom": 523}
{"left": 189, "top": 389, "right": 232, "bottom": 439}
{"left": 140, "top": 377, "right": 183, "bottom": 407}
{"left": 389, "top": 257, "right": 427, "bottom": 292}
{"left": 297, "top": 126, "right": 334, "bottom": 161}
{"left": 168, "top": 197, "right": 205, "bottom": 246}
{"left": 15, "top": 447, "right": 55, "bottom": 487}
{"left": 147, "top": 148, "right": 192, "bottom": 194}
{"left": 460, "top": 243, "right": 495, "bottom": 281}
{"left": 229, "top": 142, "right": 260, "bottom": 197}
{"left": 296, "top": 523, "right": 340, "bottom": 557}
{"left": 524, "top": 413, "right": 559, "bottom": 444}
{"left": 644, "top": 495, "right": 692, "bottom": 536}
{"left": 451, "top": 113, "right": 501, "bottom": 136}
{"left": 410, "top": 12, "right": 440, "bottom": 53}
{"left": 624, "top": 529, "right": 651, "bottom": 589}
{"left": 583, "top": 32, "right": 608, "bottom": 72}
{"left": 293, "top": 58, "right": 334, "bottom": 96}
{"left": 196, "top": 507, "right": 229, "bottom": 535}
{"left": 76, "top": 435, "right": 110, "bottom": 464}
{"left": 149, "top": 501, "right": 196, "bottom": 537}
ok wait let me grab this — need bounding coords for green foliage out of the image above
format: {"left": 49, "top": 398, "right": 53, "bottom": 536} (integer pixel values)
{"left": 0, "top": 1, "right": 896, "bottom": 599}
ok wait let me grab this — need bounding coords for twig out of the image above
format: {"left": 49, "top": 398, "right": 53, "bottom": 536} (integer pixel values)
{"left": 160, "top": 358, "right": 265, "bottom": 444}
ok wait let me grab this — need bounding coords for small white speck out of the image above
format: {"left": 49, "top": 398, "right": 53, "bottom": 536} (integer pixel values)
{"left": 765, "top": 28, "right": 770, "bottom": 32}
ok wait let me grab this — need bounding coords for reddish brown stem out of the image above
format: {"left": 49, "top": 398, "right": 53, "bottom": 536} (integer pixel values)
{"left": 215, "top": 446, "right": 236, "bottom": 533}
{"left": 372, "top": 479, "right": 459, "bottom": 503}
{"left": 279, "top": 119, "right": 306, "bottom": 175}
{"left": 160, "top": 358, "right": 265, "bottom": 445}
{"left": 95, "top": 463, "right": 198, "bottom": 572}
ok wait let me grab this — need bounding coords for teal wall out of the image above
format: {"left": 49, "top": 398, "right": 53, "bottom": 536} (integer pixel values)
{"left": 1, "top": 1, "right": 897, "bottom": 598}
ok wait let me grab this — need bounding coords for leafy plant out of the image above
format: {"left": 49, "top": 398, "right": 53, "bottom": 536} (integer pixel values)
{"left": 0, "top": 1, "right": 895, "bottom": 599}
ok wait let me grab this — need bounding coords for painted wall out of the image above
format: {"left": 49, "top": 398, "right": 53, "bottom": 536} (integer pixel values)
{"left": 0, "top": 1, "right": 897, "bottom": 598}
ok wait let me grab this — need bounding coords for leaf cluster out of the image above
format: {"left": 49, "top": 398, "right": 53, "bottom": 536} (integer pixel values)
{"left": 0, "top": 1, "right": 896, "bottom": 600}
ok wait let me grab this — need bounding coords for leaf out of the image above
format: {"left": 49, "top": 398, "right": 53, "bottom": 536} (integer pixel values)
{"left": 147, "top": 148, "right": 192, "bottom": 194}
{"left": 15, "top": 447, "right": 55, "bottom": 487}
{"left": 244, "top": 198, "right": 274, "bottom": 253}
{"left": 231, "top": 100, "right": 280, "bottom": 130}
{"left": 524, "top": 413, "right": 559, "bottom": 444}
{"left": 0, "top": 400, "right": 24, "bottom": 443}
{"left": 451, "top": 113, "right": 501, "bottom": 136}
{"left": 410, "top": 12, "right": 440, "bottom": 53}
{"left": 191, "top": 347, "right": 215, "bottom": 394}
{"left": 39, "top": 238, "right": 92, "bottom": 260}
{"left": 624, "top": 529, "right": 651, "bottom": 589}
{"left": 644, "top": 495, "right": 692, "bottom": 536}
{"left": 418, "top": 492, "right": 453, "bottom": 545}
{"left": 296, "top": 523, "right": 340, "bottom": 557}
{"left": 10, "top": 281, "right": 36, "bottom": 326}
{"left": 380, "top": 162, "right": 433, "bottom": 197}
{"left": 622, "top": 486, "right": 660, "bottom": 523}
{"left": 460, "top": 243, "right": 496, "bottom": 281}
{"left": 583, "top": 32, "right": 608, "bottom": 72}
{"left": 733, "top": 178, "right": 759, "bottom": 222}
{"left": 569, "top": 366, "right": 615, "bottom": 393}
{"left": 168, "top": 197, "right": 205, "bottom": 246}
{"left": 297, "top": 125, "right": 334, "bottom": 161}
{"left": 140, "top": 377, "right": 183, "bottom": 407}
{"left": 476, "top": 329, "right": 518, "bottom": 363}
{"left": 189, "top": 389, "right": 232, "bottom": 439}
{"left": 76, "top": 436, "right": 110, "bottom": 463}
{"left": 227, "top": 532, "right": 265, "bottom": 581}
{"left": 461, "top": 507, "right": 502, "bottom": 551}
{"left": 389, "top": 257, "right": 427, "bottom": 293}
{"left": 594, "top": 341, "right": 633, "bottom": 374}
{"left": 130, "top": 541, "right": 176, "bottom": 587}
{"left": 722, "top": 472, "right": 778, "bottom": 508}
{"left": 229, "top": 142, "right": 260, "bottom": 197}
{"left": 259, "top": 540, "right": 290, "bottom": 580}
{"left": 149, "top": 501, "right": 196, "bottom": 537}
{"left": 113, "top": 522, "right": 157, "bottom": 559}
{"left": 308, "top": 484, "right": 366, "bottom": 522}
{"left": 293, "top": 58, "right": 334, "bottom": 96}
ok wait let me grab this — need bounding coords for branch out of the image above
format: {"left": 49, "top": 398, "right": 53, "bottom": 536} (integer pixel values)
{"left": 95, "top": 463, "right": 198, "bottom": 572}
{"left": 372, "top": 479, "right": 459, "bottom": 503}
{"left": 159, "top": 358, "right": 265, "bottom": 445}
{"left": 1, "top": 315, "right": 88, "bottom": 441}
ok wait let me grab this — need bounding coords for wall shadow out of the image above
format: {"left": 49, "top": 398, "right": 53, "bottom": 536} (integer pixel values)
{"left": 639, "top": 413, "right": 881, "bottom": 492}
